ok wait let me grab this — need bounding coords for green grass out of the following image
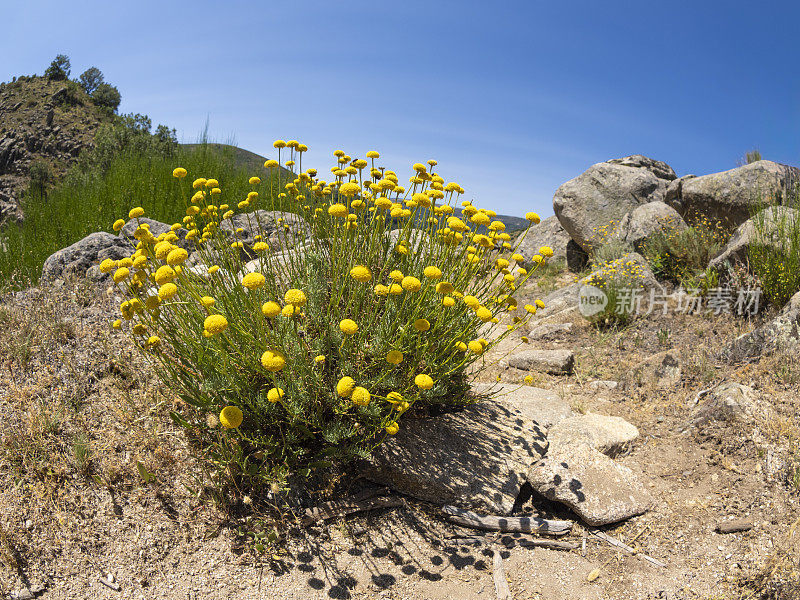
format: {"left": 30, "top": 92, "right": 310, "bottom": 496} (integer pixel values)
{"left": 0, "top": 143, "right": 281, "bottom": 289}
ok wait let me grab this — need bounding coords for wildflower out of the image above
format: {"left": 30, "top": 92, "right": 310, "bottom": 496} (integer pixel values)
{"left": 208, "top": 265, "right": 220, "bottom": 274}
{"left": 423, "top": 266, "right": 442, "bottom": 279}
{"left": 111, "top": 319, "right": 121, "bottom": 329}
{"left": 385, "top": 422, "right": 399, "bottom": 435}
{"left": 282, "top": 304, "right": 302, "bottom": 318}
{"left": 128, "top": 207, "right": 145, "bottom": 219}
{"left": 463, "top": 295, "right": 480, "bottom": 309}
{"left": 470, "top": 213, "right": 490, "bottom": 226}
{"left": 328, "top": 204, "right": 348, "bottom": 218}
{"left": 524, "top": 375, "right": 533, "bottom": 385}
{"left": 158, "top": 283, "right": 178, "bottom": 300}
{"left": 526, "top": 212, "right": 541, "bottom": 224}
{"left": 113, "top": 219, "right": 125, "bottom": 232}
{"left": 284, "top": 289, "right": 307, "bottom": 306}
{"left": 475, "top": 307, "right": 492, "bottom": 322}
{"left": 337, "top": 376, "right": 355, "bottom": 398}
{"left": 113, "top": 267, "right": 130, "bottom": 283}
{"left": 242, "top": 272, "right": 266, "bottom": 289}
{"left": 414, "top": 374, "right": 434, "bottom": 390}
{"left": 260, "top": 349, "right": 286, "bottom": 372}
{"left": 155, "top": 265, "right": 176, "bottom": 286}
{"left": 204, "top": 314, "right": 228, "bottom": 335}
{"left": 436, "top": 281, "right": 454, "bottom": 294}
{"left": 413, "top": 318, "right": 431, "bottom": 332}
{"left": 388, "top": 283, "right": 403, "bottom": 295}
{"left": 350, "top": 265, "right": 372, "bottom": 282}
{"left": 166, "top": 247, "right": 189, "bottom": 265}
{"left": 539, "top": 246, "right": 554, "bottom": 258}
{"left": 386, "top": 392, "right": 403, "bottom": 404}
{"left": 389, "top": 270, "right": 404, "bottom": 282}
{"left": 524, "top": 304, "right": 537, "bottom": 314}
{"left": 172, "top": 167, "right": 187, "bottom": 179}
{"left": 267, "top": 387, "right": 284, "bottom": 403}
{"left": 352, "top": 387, "right": 371, "bottom": 406}
{"left": 99, "top": 258, "right": 116, "bottom": 273}
{"left": 314, "top": 355, "right": 325, "bottom": 364}
{"left": 133, "top": 323, "right": 147, "bottom": 336}
{"left": 386, "top": 350, "right": 403, "bottom": 365}
{"left": 340, "top": 319, "right": 358, "bottom": 335}
{"left": 220, "top": 406, "right": 243, "bottom": 429}
{"left": 535, "top": 299, "right": 546, "bottom": 309}
{"left": 339, "top": 182, "right": 361, "bottom": 197}
{"left": 146, "top": 335, "right": 161, "bottom": 348}
{"left": 366, "top": 150, "right": 380, "bottom": 158}
{"left": 249, "top": 176, "right": 261, "bottom": 185}
{"left": 468, "top": 340, "right": 485, "bottom": 354}
{"left": 443, "top": 297, "right": 455, "bottom": 307}
{"left": 401, "top": 276, "right": 421, "bottom": 292}
{"left": 200, "top": 296, "right": 215, "bottom": 307}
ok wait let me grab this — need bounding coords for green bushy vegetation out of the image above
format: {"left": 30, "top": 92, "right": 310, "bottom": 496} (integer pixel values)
{"left": 748, "top": 203, "right": 800, "bottom": 308}
{"left": 104, "top": 142, "right": 548, "bottom": 497}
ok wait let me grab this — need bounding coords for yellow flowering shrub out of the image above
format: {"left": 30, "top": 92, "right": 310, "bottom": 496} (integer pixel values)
{"left": 108, "top": 141, "right": 549, "bottom": 490}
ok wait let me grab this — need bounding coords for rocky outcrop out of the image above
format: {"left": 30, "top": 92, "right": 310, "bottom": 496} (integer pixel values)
{"left": 547, "top": 414, "right": 639, "bottom": 458}
{"left": 553, "top": 156, "right": 675, "bottom": 252}
{"left": 611, "top": 201, "right": 688, "bottom": 251}
{"left": 471, "top": 383, "right": 574, "bottom": 431}
{"left": 527, "top": 444, "right": 653, "bottom": 526}
{"left": 363, "top": 401, "right": 548, "bottom": 514}
{"left": 675, "top": 161, "right": 800, "bottom": 227}
{"left": 621, "top": 349, "right": 682, "bottom": 390}
{"left": 709, "top": 206, "right": 800, "bottom": 272}
{"left": 722, "top": 291, "right": 800, "bottom": 362}
{"left": 515, "top": 215, "right": 570, "bottom": 266}
{"left": 41, "top": 232, "right": 134, "bottom": 281}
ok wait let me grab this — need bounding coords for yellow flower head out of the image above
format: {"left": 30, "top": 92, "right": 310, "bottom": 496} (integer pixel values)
{"left": 260, "top": 349, "right": 286, "bottom": 372}
{"left": 128, "top": 207, "right": 145, "bottom": 219}
{"left": 146, "top": 335, "right": 161, "bottom": 348}
{"left": 158, "top": 282, "right": 178, "bottom": 300}
{"left": 113, "top": 267, "right": 130, "bottom": 283}
{"left": 166, "top": 247, "right": 189, "bottom": 265}
{"left": 200, "top": 296, "right": 215, "bottom": 308}
{"left": 414, "top": 374, "right": 434, "bottom": 390}
{"left": 526, "top": 212, "right": 541, "bottom": 224}
{"left": 242, "top": 272, "right": 266, "bottom": 289}
{"left": 385, "top": 350, "right": 404, "bottom": 365}
{"left": 463, "top": 295, "right": 480, "bottom": 309}
{"left": 262, "top": 301, "right": 281, "bottom": 318}
{"left": 442, "top": 296, "right": 455, "bottom": 307}
{"left": 172, "top": 167, "right": 188, "bottom": 179}
{"left": 350, "top": 265, "right": 372, "bottom": 282}
{"left": 337, "top": 376, "right": 355, "bottom": 398}
{"left": 524, "top": 375, "right": 534, "bottom": 385}
{"left": 401, "top": 276, "right": 421, "bottom": 292}
{"left": 314, "top": 354, "right": 326, "bottom": 364}
{"left": 535, "top": 299, "right": 546, "bottom": 309}
{"left": 99, "top": 258, "right": 116, "bottom": 273}
{"left": 340, "top": 319, "right": 358, "bottom": 335}
{"left": 385, "top": 421, "right": 400, "bottom": 435}
{"left": 328, "top": 204, "right": 348, "bottom": 218}
{"left": 284, "top": 289, "right": 307, "bottom": 306}
{"left": 220, "top": 406, "right": 243, "bottom": 429}
{"left": 249, "top": 176, "right": 261, "bottom": 185}
{"left": 351, "top": 387, "right": 371, "bottom": 407}
{"left": 112, "top": 219, "right": 126, "bottom": 232}
{"left": 154, "top": 265, "right": 176, "bottom": 286}
{"left": 366, "top": 150, "right": 380, "bottom": 158}
{"left": 423, "top": 266, "right": 442, "bottom": 280}
{"left": 435, "top": 281, "right": 454, "bottom": 294}
{"left": 267, "top": 387, "right": 284, "bottom": 403}
{"left": 204, "top": 314, "right": 228, "bottom": 335}
{"left": 475, "top": 307, "right": 492, "bottom": 322}
{"left": 282, "top": 304, "right": 302, "bottom": 318}
{"left": 413, "top": 318, "right": 431, "bottom": 332}
{"left": 539, "top": 246, "right": 554, "bottom": 258}
{"left": 468, "top": 340, "right": 485, "bottom": 354}
{"left": 389, "top": 270, "right": 404, "bottom": 282}
{"left": 111, "top": 319, "right": 122, "bottom": 329}
{"left": 339, "top": 182, "right": 361, "bottom": 197}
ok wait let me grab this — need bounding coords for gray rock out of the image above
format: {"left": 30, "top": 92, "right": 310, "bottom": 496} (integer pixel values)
{"left": 527, "top": 322, "right": 573, "bottom": 340}
{"left": 722, "top": 290, "right": 800, "bottom": 362}
{"left": 471, "top": 383, "right": 574, "bottom": 430}
{"left": 507, "top": 349, "right": 575, "bottom": 375}
{"left": 611, "top": 202, "right": 688, "bottom": 252}
{"left": 679, "top": 160, "right": 800, "bottom": 227}
{"left": 553, "top": 158, "right": 670, "bottom": 252}
{"left": 364, "top": 401, "right": 547, "bottom": 514}
{"left": 587, "top": 380, "right": 618, "bottom": 392}
{"left": 566, "top": 239, "right": 590, "bottom": 272}
{"left": 515, "top": 215, "right": 570, "bottom": 266}
{"left": 527, "top": 443, "right": 653, "bottom": 526}
{"left": 606, "top": 155, "right": 677, "bottom": 181}
{"left": 665, "top": 174, "right": 697, "bottom": 212}
{"left": 709, "top": 206, "right": 800, "bottom": 272}
{"left": 621, "top": 349, "right": 682, "bottom": 390}
{"left": 689, "top": 382, "right": 767, "bottom": 429}
{"left": 547, "top": 413, "right": 639, "bottom": 457}
{"left": 42, "top": 232, "right": 134, "bottom": 281}
{"left": 220, "top": 210, "right": 311, "bottom": 260}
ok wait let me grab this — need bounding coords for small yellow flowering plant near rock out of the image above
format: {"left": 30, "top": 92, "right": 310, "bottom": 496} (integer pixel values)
{"left": 107, "top": 141, "right": 550, "bottom": 491}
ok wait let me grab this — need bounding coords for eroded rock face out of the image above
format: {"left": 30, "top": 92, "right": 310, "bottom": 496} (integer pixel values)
{"left": 606, "top": 155, "right": 677, "bottom": 181}
{"left": 516, "top": 215, "right": 571, "bottom": 266}
{"left": 471, "top": 383, "right": 575, "bottom": 431}
{"left": 41, "top": 232, "right": 134, "bottom": 281}
{"left": 553, "top": 157, "right": 674, "bottom": 252}
{"left": 677, "top": 161, "right": 800, "bottom": 227}
{"left": 507, "top": 349, "right": 575, "bottom": 375}
{"left": 527, "top": 443, "right": 652, "bottom": 526}
{"left": 611, "top": 201, "right": 688, "bottom": 252}
{"left": 546, "top": 414, "right": 639, "bottom": 458}
{"left": 709, "top": 206, "right": 800, "bottom": 272}
{"left": 363, "top": 401, "right": 548, "bottom": 514}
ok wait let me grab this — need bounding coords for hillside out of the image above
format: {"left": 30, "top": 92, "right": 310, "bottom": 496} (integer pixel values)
{"left": 0, "top": 75, "right": 114, "bottom": 223}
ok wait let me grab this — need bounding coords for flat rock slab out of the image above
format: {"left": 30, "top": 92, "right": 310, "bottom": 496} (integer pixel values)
{"left": 472, "top": 383, "right": 574, "bottom": 430}
{"left": 547, "top": 413, "right": 639, "bottom": 457}
{"left": 363, "top": 402, "right": 547, "bottom": 514}
{"left": 528, "top": 444, "right": 653, "bottom": 526}
{"left": 508, "top": 349, "right": 575, "bottom": 375}
{"left": 528, "top": 322, "right": 573, "bottom": 341}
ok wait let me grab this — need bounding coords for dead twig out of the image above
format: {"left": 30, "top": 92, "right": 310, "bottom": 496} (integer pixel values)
{"left": 588, "top": 528, "right": 666, "bottom": 568}
{"left": 443, "top": 505, "right": 573, "bottom": 536}
{"left": 302, "top": 491, "right": 402, "bottom": 525}
{"left": 493, "top": 548, "right": 512, "bottom": 600}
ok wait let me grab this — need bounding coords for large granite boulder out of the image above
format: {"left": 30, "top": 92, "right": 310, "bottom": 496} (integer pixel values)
{"left": 611, "top": 201, "right": 688, "bottom": 252}
{"left": 553, "top": 156, "right": 675, "bottom": 252}
{"left": 363, "top": 401, "right": 548, "bottom": 514}
{"left": 515, "top": 215, "right": 570, "bottom": 266}
{"left": 709, "top": 206, "right": 800, "bottom": 272}
{"left": 677, "top": 161, "right": 800, "bottom": 227}
{"left": 42, "top": 232, "right": 134, "bottom": 281}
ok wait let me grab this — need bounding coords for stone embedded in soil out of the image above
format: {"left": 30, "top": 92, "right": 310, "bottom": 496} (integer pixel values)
{"left": 546, "top": 413, "right": 639, "bottom": 457}
{"left": 527, "top": 443, "right": 653, "bottom": 526}
{"left": 527, "top": 322, "right": 573, "bottom": 340}
{"left": 621, "top": 349, "right": 681, "bottom": 390}
{"left": 472, "top": 383, "right": 574, "bottom": 431}
{"left": 363, "top": 401, "right": 548, "bottom": 514}
{"left": 507, "top": 349, "right": 575, "bottom": 375}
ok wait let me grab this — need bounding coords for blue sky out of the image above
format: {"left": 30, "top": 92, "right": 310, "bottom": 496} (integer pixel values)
{"left": 3, "top": 0, "right": 799, "bottom": 217}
